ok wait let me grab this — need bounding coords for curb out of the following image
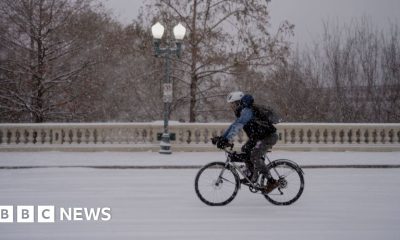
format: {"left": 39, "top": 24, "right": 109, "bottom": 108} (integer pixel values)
{"left": 1, "top": 165, "right": 400, "bottom": 170}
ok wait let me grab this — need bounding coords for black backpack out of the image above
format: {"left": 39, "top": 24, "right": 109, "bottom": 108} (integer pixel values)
{"left": 252, "top": 104, "right": 281, "bottom": 126}
{"left": 241, "top": 104, "right": 280, "bottom": 138}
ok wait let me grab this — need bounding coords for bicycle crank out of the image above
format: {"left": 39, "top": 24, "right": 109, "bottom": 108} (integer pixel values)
{"left": 249, "top": 183, "right": 262, "bottom": 193}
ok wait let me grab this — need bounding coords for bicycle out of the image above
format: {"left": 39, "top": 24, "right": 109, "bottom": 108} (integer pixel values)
{"left": 194, "top": 143, "right": 305, "bottom": 206}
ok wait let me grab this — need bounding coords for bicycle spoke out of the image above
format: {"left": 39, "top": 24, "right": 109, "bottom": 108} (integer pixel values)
{"left": 220, "top": 176, "right": 235, "bottom": 185}
{"left": 263, "top": 161, "right": 304, "bottom": 205}
{"left": 195, "top": 162, "right": 239, "bottom": 206}
{"left": 271, "top": 166, "right": 295, "bottom": 178}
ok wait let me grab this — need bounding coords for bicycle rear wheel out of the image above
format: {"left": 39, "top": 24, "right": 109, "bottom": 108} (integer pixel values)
{"left": 261, "top": 160, "right": 304, "bottom": 205}
{"left": 195, "top": 162, "right": 240, "bottom": 206}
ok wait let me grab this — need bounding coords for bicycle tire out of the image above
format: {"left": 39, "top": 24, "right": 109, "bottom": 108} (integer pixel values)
{"left": 194, "top": 162, "right": 240, "bottom": 206}
{"left": 262, "top": 160, "right": 305, "bottom": 205}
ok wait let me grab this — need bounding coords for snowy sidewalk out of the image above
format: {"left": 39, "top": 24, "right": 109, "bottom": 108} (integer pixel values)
{"left": 0, "top": 151, "right": 399, "bottom": 168}
{"left": 1, "top": 152, "right": 400, "bottom": 240}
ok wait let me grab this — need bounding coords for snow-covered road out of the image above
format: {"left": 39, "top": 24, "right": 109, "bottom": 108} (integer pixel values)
{"left": 0, "top": 151, "right": 400, "bottom": 167}
{"left": 0, "top": 153, "right": 399, "bottom": 240}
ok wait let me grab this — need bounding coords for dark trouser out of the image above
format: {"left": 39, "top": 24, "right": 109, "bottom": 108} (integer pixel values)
{"left": 241, "top": 133, "right": 278, "bottom": 179}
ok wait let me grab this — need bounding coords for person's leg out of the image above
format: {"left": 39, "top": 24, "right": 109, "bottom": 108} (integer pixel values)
{"left": 249, "top": 139, "right": 269, "bottom": 182}
{"left": 240, "top": 139, "right": 256, "bottom": 177}
{"left": 250, "top": 133, "right": 278, "bottom": 182}
{"left": 241, "top": 139, "right": 255, "bottom": 158}
{"left": 265, "top": 132, "right": 278, "bottom": 150}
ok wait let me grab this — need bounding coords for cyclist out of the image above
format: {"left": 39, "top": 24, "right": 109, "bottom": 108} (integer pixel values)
{"left": 213, "top": 91, "right": 279, "bottom": 193}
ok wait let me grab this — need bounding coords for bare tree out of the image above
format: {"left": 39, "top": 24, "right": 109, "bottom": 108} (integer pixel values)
{"left": 141, "top": 0, "right": 293, "bottom": 122}
{"left": 353, "top": 19, "right": 381, "bottom": 122}
{"left": 79, "top": 21, "right": 167, "bottom": 122}
{"left": 0, "top": 0, "right": 100, "bottom": 122}
{"left": 272, "top": 18, "right": 400, "bottom": 123}
{"left": 381, "top": 23, "right": 400, "bottom": 122}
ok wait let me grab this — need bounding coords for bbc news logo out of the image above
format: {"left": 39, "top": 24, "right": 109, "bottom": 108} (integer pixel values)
{"left": 0, "top": 206, "right": 111, "bottom": 223}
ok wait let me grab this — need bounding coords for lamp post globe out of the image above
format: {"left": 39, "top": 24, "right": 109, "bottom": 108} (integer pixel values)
{"left": 151, "top": 22, "right": 165, "bottom": 40}
{"left": 173, "top": 23, "right": 186, "bottom": 40}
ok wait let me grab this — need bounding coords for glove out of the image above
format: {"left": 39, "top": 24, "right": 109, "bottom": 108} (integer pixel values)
{"left": 211, "top": 136, "right": 222, "bottom": 145}
{"left": 216, "top": 137, "right": 230, "bottom": 149}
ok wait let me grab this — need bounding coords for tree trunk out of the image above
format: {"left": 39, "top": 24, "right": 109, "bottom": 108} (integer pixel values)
{"left": 29, "top": 0, "right": 37, "bottom": 122}
{"left": 188, "top": 0, "right": 198, "bottom": 122}
{"left": 189, "top": 74, "right": 198, "bottom": 122}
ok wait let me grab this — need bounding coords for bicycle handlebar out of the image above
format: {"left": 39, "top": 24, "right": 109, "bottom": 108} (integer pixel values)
{"left": 222, "top": 143, "right": 234, "bottom": 153}
{"left": 210, "top": 137, "right": 234, "bottom": 151}
{"left": 226, "top": 143, "right": 234, "bottom": 149}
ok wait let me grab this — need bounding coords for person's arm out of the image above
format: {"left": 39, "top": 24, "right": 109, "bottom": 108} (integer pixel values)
{"left": 222, "top": 108, "right": 253, "bottom": 141}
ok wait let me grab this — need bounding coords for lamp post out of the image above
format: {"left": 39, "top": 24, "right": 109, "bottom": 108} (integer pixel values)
{"left": 151, "top": 22, "right": 186, "bottom": 154}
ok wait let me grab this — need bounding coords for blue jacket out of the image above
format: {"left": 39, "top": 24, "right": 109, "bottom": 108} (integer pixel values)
{"left": 222, "top": 107, "right": 253, "bottom": 141}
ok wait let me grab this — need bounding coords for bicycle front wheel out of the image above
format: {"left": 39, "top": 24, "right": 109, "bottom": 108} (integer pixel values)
{"left": 262, "top": 160, "right": 305, "bottom": 205}
{"left": 194, "top": 162, "right": 240, "bottom": 206}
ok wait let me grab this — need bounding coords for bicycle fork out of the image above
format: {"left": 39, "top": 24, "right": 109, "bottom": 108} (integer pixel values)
{"left": 216, "top": 166, "right": 227, "bottom": 186}
{"left": 214, "top": 162, "right": 235, "bottom": 186}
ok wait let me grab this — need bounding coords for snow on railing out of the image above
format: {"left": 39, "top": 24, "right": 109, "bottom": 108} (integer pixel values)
{"left": 0, "top": 122, "right": 399, "bottom": 151}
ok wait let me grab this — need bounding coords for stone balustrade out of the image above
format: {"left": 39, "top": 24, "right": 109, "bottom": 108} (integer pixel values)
{"left": 0, "top": 122, "right": 399, "bottom": 151}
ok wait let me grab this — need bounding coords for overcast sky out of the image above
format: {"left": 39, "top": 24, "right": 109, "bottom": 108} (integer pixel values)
{"left": 101, "top": 0, "right": 400, "bottom": 47}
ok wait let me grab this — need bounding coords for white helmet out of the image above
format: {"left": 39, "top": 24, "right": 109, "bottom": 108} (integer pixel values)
{"left": 227, "top": 91, "right": 244, "bottom": 103}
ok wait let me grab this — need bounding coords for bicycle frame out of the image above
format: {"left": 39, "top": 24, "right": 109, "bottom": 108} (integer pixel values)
{"left": 218, "top": 149, "right": 261, "bottom": 188}
{"left": 217, "top": 147, "right": 303, "bottom": 189}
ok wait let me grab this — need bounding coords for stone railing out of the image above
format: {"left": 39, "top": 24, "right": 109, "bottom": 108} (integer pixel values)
{"left": 0, "top": 122, "right": 399, "bottom": 151}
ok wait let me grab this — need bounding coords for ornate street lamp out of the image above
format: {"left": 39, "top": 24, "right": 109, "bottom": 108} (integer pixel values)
{"left": 151, "top": 22, "right": 186, "bottom": 154}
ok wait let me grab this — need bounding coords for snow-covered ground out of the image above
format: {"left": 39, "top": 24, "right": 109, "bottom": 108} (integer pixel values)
{"left": 0, "top": 151, "right": 399, "bottom": 239}
{"left": 0, "top": 151, "right": 400, "bottom": 167}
